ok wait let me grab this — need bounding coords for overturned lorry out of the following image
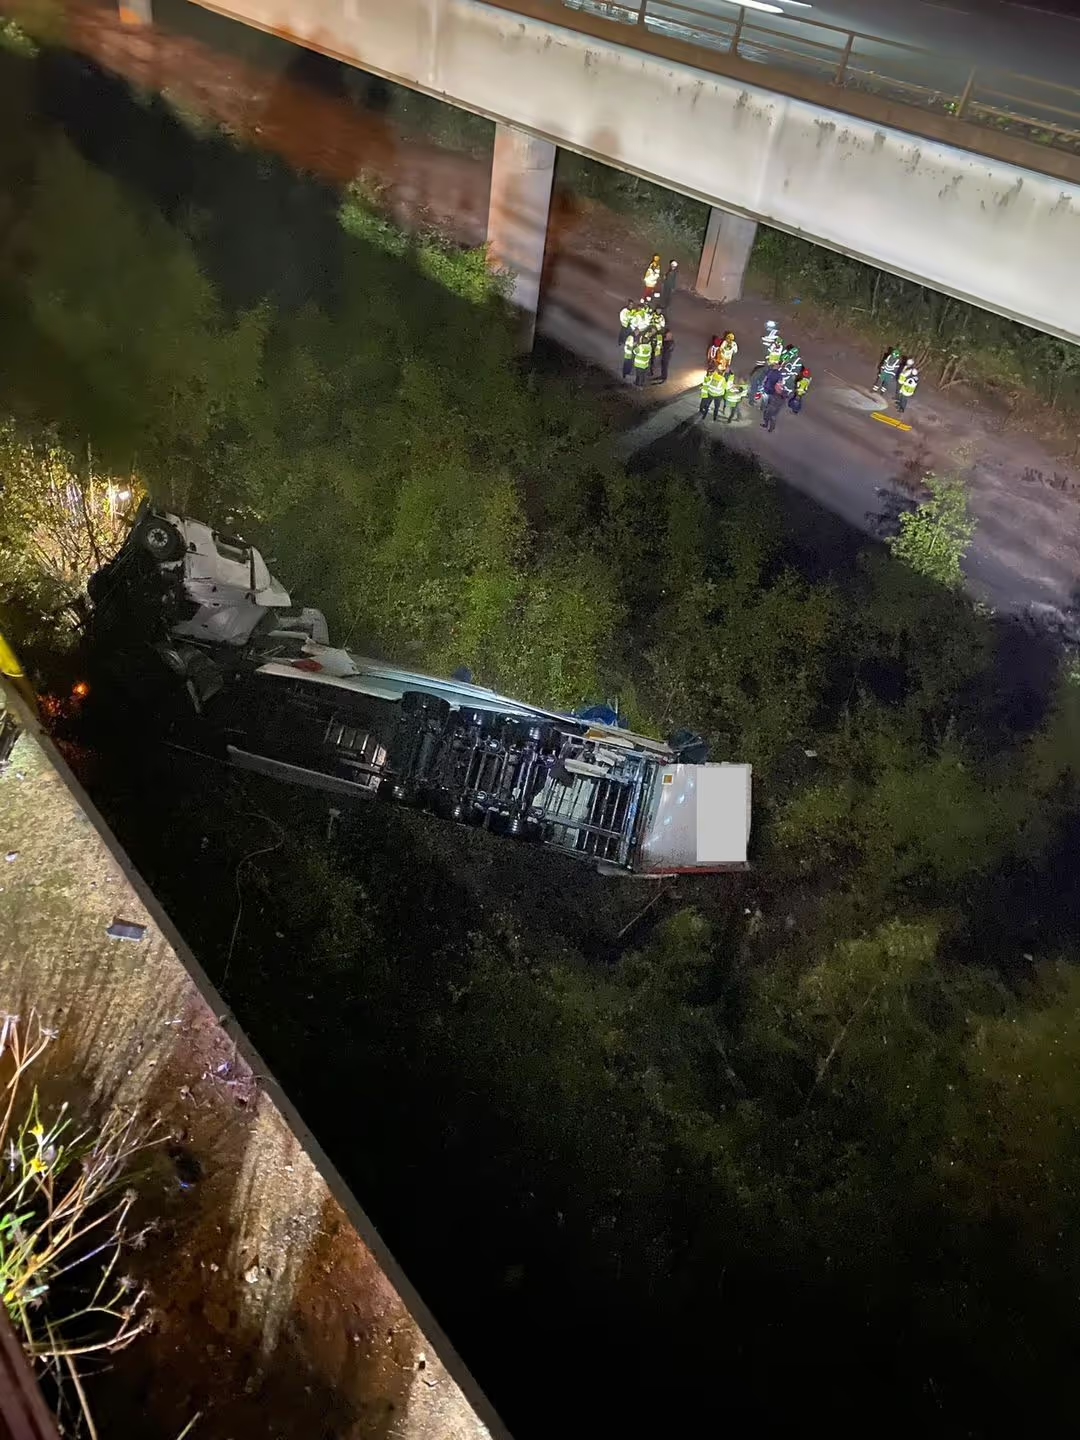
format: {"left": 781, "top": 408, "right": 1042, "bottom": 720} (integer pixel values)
{"left": 88, "top": 505, "right": 751, "bottom": 877}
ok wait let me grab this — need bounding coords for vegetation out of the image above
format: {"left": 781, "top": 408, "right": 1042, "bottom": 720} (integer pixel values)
{"left": 0, "top": 1014, "right": 158, "bottom": 1439}
{"left": 0, "top": 421, "right": 140, "bottom": 634}
{"left": 1, "top": 34, "right": 1079, "bottom": 1440}
{"left": 888, "top": 473, "right": 976, "bottom": 589}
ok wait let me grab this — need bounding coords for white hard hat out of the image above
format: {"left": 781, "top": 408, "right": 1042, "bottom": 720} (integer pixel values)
{"left": 765, "top": 320, "right": 777, "bottom": 330}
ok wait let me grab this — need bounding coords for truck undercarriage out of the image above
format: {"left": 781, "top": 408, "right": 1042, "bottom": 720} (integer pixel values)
{"left": 86, "top": 505, "right": 751, "bottom": 876}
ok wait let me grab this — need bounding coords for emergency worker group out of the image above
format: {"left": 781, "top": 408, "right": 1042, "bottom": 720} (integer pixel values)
{"left": 618, "top": 252, "right": 922, "bottom": 433}
{"left": 617, "top": 254, "right": 680, "bottom": 387}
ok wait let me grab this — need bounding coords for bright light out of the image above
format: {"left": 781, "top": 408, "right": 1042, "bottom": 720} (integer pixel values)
{"left": 72, "top": 681, "right": 90, "bottom": 700}
{"left": 727, "top": 0, "right": 784, "bottom": 11}
{"left": 117, "top": 488, "right": 132, "bottom": 503}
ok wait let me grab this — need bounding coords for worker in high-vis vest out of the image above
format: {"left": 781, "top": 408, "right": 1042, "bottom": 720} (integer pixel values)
{"left": 622, "top": 331, "right": 636, "bottom": 379}
{"left": 0, "top": 630, "right": 36, "bottom": 713}
{"left": 750, "top": 327, "right": 783, "bottom": 398}
{"left": 633, "top": 333, "right": 654, "bottom": 387}
{"left": 698, "top": 369, "right": 712, "bottom": 419}
{"left": 618, "top": 300, "right": 634, "bottom": 346}
{"left": 643, "top": 254, "right": 661, "bottom": 297}
{"left": 699, "top": 366, "right": 726, "bottom": 420}
{"left": 873, "top": 346, "right": 903, "bottom": 397}
{"left": 722, "top": 374, "right": 749, "bottom": 423}
{"left": 796, "top": 369, "right": 812, "bottom": 399}
{"left": 717, "top": 331, "right": 738, "bottom": 374}
{"left": 651, "top": 328, "right": 664, "bottom": 377}
{"left": 897, "top": 360, "right": 919, "bottom": 414}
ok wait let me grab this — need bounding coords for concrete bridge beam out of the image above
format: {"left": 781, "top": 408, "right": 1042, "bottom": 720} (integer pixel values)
{"left": 486, "top": 122, "right": 556, "bottom": 350}
{"left": 189, "top": 0, "right": 1080, "bottom": 344}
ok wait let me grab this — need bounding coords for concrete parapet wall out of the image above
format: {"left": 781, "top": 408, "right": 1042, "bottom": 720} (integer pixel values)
{"left": 193, "top": 0, "right": 1079, "bottom": 342}
{"left": 0, "top": 687, "right": 502, "bottom": 1440}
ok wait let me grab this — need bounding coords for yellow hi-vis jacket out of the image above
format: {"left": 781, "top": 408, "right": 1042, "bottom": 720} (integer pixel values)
{"left": 725, "top": 377, "right": 748, "bottom": 403}
{"left": 634, "top": 340, "right": 653, "bottom": 370}
{"left": 0, "top": 631, "right": 36, "bottom": 712}
{"left": 704, "top": 369, "right": 727, "bottom": 398}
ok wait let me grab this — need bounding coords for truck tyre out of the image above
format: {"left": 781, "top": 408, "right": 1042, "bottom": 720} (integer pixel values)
{"left": 400, "top": 691, "right": 451, "bottom": 725}
{"left": 500, "top": 718, "right": 554, "bottom": 751}
{"left": 136, "top": 517, "right": 185, "bottom": 562}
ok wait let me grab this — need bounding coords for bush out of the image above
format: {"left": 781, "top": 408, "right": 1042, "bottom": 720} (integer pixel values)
{"left": 888, "top": 474, "right": 976, "bottom": 590}
{"left": 0, "top": 1014, "right": 159, "bottom": 1439}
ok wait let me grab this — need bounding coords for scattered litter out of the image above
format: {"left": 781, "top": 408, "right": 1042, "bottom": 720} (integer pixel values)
{"left": 244, "top": 1265, "right": 261, "bottom": 1285}
{"left": 4, "top": 852, "right": 17, "bottom": 864}
{"left": 804, "top": 748, "right": 818, "bottom": 758}
{"left": 107, "top": 919, "right": 146, "bottom": 942}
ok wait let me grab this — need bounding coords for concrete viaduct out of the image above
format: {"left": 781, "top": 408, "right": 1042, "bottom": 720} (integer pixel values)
{"left": 121, "top": 0, "right": 1080, "bottom": 347}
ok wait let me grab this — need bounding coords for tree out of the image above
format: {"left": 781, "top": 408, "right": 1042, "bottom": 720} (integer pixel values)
{"left": 0, "top": 420, "right": 139, "bottom": 635}
{"left": 888, "top": 474, "right": 976, "bottom": 589}
{"left": 2, "top": 137, "right": 266, "bottom": 508}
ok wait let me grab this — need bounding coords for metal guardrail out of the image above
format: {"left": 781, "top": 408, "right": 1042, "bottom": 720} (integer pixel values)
{"left": 562, "top": 0, "right": 1080, "bottom": 155}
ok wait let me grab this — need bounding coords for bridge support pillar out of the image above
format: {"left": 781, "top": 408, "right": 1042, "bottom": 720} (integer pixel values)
{"left": 695, "top": 206, "right": 757, "bottom": 304}
{"left": 486, "top": 123, "right": 555, "bottom": 351}
{"left": 118, "top": 0, "right": 153, "bottom": 22}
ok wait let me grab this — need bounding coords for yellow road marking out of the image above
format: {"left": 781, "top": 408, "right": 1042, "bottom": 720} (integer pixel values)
{"left": 871, "top": 412, "right": 912, "bottom": 432}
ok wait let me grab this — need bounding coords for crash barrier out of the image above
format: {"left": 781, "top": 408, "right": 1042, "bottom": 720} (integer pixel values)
{"left": 0, "top": 675, "right": 506, "bottom": 1440}
{"left": 563, "top": 0, "right": 1080, "bottom": 157}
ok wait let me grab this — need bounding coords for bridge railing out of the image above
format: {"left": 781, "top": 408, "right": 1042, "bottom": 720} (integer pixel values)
{"left": 562, "top": 0, "right": 1080, "bottom": 155}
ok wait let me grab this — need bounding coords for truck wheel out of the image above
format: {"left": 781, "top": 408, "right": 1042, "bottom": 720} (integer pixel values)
{"left": 136, "top": 517, "right": 185, "bottom": 562}
{"left": 500, "top": 718, "right": 554, "bottom": 751}
{"left": 400, "top": 691, "right": 451, "bottom": 724}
